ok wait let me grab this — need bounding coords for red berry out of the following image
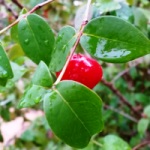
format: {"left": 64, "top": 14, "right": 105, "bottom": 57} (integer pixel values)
{"left": 56, "top": 54, "right": 103, "bottom": 89}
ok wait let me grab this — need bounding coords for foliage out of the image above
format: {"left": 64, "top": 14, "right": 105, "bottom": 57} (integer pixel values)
{"left": 0, "top": 0, "right": 150, "bottom": 150}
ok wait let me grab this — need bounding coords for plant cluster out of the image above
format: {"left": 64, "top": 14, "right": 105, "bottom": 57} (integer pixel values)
{"left": 0, "top": 0, "right": 150, "bottom": 149}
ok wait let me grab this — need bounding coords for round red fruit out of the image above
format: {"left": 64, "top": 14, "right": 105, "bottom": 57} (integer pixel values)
{"left": 56, "top": 54, "right": 103, "bottom": 89}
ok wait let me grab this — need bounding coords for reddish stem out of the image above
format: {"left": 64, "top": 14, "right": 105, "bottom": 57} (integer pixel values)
{"left": 0, "top": 0, "right": 55, "bottom": 34}
{"left": 133, "top": 141, "right": 150, "bottom": 150}
{"left": 54, "top": 0, "right": 92, "bottom": 85}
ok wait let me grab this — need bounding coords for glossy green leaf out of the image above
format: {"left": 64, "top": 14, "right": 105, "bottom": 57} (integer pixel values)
{"left": 49, "top": 26, "right": 76, "bottom": 72}
{"left": 44, "top": 81, "right": 103, "bottom": 148}
{"left": 100, "top": 134, "right": 132, "bottom": 150}
{"left": 137, "top": 118, "right": 149, "bottom": 136}
{"left": 32, "top": 61, "right": 53, "bottom": 87}
{"left": 18, "top": 14, "right": 55, "bottom": 65}
{"left": 80, "top": 16, "right": 150, "bottom": 63}
{"left": 0, "top": 44, "right": 13, "bottom": 85}
{"left": 18, "top": 84, "right": 47, "bottom": 108}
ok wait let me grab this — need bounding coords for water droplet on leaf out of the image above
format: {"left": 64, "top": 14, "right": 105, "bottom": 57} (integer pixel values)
{"left": 44, "top": 40, "right": 49, "bottom": 46}
{"left": 24, "top": 39, "right": 29, "bottom": 45}
{"left": 0, "top": 66, "right": 8, "bottom": 78}
{"left": 34, "top": 96, "right": 41, "bottom": 103}
{"left": 19, "top": 101, "right": 26, "bottom": 107}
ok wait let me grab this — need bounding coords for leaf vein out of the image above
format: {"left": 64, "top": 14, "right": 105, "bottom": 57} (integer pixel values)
{"left": 55, "top": 89, "right": 91, "bottom": 136}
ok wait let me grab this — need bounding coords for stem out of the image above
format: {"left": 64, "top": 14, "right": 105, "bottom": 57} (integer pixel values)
{"left": 0, "top": 0, "right": 18, "bottom": 18}
{"left": 104, "top": 105, "right": 138, "bottom": 123}
{"left": 0, "top": 0, "right": 55, "bottom": 35}
{"left": 54, "top": 0, "right": 92, "bottom": 85}
{"left": 101, "top": 79, "right": 143, "bottom": 118}
{"left": 0, "top": 99, "right": 13, "bottom": 106}
{"left": 11, "top": 0, "right": 23, "bottom": 9}
{"left": 111, "top": 61, "right": 141, "bottom": 83}
{"left": 0, "top": 19, "right": 20, "bottom": 34}
{"left": 92, "top": 140, "right": 103, "bottom": 147}
{"left": 133, "top": 141, "right": 150, "bottom": 150}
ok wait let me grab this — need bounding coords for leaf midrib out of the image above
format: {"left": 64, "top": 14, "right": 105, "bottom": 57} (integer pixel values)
{"left": 25, "top": 17, "right": 41, "bottom": 59}
{"left": 55, "top": 89, "right": 91, "bottom": 137}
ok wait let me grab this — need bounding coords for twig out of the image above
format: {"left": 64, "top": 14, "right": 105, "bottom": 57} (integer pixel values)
{"left": 0, "top": 0, "right": 18, "bottom": 18}
{"left": 111, "top": 61, "right": 141, "bottom": 83}
{"left": 92, "top": 140, "right": 103, "bottom": 147}
{"left": 0, "top": 99, "right": 13, "bottom": 106}
{"left": 104, "top": 105, "right": 138, "bottom": 122}
{"left": 11, "top": 0, "right": 23, "bottom": 9}
{"left": 53, "top": 0, "right": 92, "bottom": 85}
{"left": 0, "top": 0, "right": 55, "bottom": 35}
{"left": 133, "top": 141, "right": 150, "bottom": 150}
{"left": 101, "top": 79, "right": 143, "bottom": 118}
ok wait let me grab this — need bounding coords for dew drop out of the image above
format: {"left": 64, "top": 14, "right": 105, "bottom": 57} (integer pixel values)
{"left": 20, "top": 101, "right": 26, "bottom": 107}
{"left": 0, "top": 66, "right": 8, "bottom": 78}
{"left": 34, "top": 96, "right": 41, "bottom": 103}
{"left": 24, "top": 39, "right": 29, "bottom": 45}
{"left": 44, "top": 40, "right": 49, "bottom": 46}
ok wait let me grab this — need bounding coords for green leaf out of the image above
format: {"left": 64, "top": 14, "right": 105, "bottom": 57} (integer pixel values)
{"left": 11, "top": 24, "right": 19, "bottom": 42}
{"left": 137, "top": 118, "right": 149, "bottom": 136}
{"left": 115, "top": 3, "right": 134, "bottom": 23}
{"left": 18, "top": 14, "right": 55, "bottom": 65}
{"left": 10, "top": 8, "right": 27, "bottom": 43}
{"left": 49, "top": 26, "right": 76, "bottom": 72}
{"left": 80, "top": 16, "right": 150, "bottom": 63}
{"left": 18, "top": 84, "right": 47, "bottom": 108}
{"left": 44, "top": 81, "right": 103, "bottom": 148}
{"left": 144, "top": 105, "right": 150, "bottom": 119}
{"left": 133, "top": 7, "right": 148, "bottom": 36}
{"left": 95, "top": 0, "right": 121, "bottom": 14}
{"left": 8, "top": 44, "right": 24, "bottom": 60}
{"left": 0, "top": 44, "right": 13, "bottom": 85}
{"left": 32, "top": 61, "right": 53, "bottom": 87}
{"left": 100, "top": 134, "right": 132, "bottom": 150}
{"left": 11, "top": 62, "right": 27, "bottom": 82}
{"left": 19, "top": 8, "right": 28, "bottom": 17}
